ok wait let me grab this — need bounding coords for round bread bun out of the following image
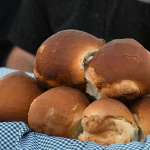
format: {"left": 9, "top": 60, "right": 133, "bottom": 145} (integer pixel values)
{"left": 28, "top": 86, "right": 90, "bottom": 139}
{"left": 34, "top": 29, "right": 105, "bottom": 91}
{"left": 0, "top": 71, "right": 46, "bottom": 123}
{"left": 129, "top": 94, "right": 150, "bottom": 142}
{"left": 85, "top": 39, "right": 150, "bottom": 103}
{"left": 78, "top": 98, "right": 138, "bottom": 145}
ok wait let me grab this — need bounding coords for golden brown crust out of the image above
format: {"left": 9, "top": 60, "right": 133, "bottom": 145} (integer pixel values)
{"left": 86, "top": 39, "right": 150, "bottom": 102}
{"left": 83, "top": 98, "right": 137, "bottom": 128}
{"left": 0, "top": 71, "right": 46, "bottom": 123}
{"left": 129, "top": 94, "right": 150, "bottom": 139}
{"left": 78, "top": 98, "right": 138, "bottom": 145}
{"left": 34, "top": 29, "right": 105, "bottom": 91}
{"left": 28, "top": 86, "right": 90, "bottom": 139}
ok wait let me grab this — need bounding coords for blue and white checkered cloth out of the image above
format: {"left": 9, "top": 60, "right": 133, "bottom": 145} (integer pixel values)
{"left": 0, "top": 67, "right": 34, "bottom": 78}
{"left": 1, "top": 67, "right": 150, "bottom": 150}
{"left": 0, "top": 122, "right": 150, "bottom": 150}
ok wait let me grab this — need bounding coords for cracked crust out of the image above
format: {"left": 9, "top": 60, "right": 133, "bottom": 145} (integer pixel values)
{"left": 78, "top": 98, "right": 138, "bottom": 145}
{"left": 85, "top": 39, "right": 150, "bottom": 103}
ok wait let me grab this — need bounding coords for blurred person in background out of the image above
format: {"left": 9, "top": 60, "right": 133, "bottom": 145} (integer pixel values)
{"left": 5, "top": 0, "right": 150, "bottom": 72}
{"left": 0, "top": 0, "right": 22, "bottom": 67}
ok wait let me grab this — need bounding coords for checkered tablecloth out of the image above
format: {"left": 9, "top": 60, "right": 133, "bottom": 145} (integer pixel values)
{"left": 1, "top": 121, "right": 150, "bottom": 150}
{"left": 0, "top": 67, "right": 150, "bottom": 150}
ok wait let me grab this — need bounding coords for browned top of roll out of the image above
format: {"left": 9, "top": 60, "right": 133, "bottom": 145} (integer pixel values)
{"left": 28, "top": 86, "right": 90, "bottom": 139}
{"left": 0, "top": 71, "right": 46, "bottom": 123}
{"left": 83, "top": 98, "right": 137, "bottom": 126}
{"left": 78, "top": 98, "right": 138, "bottom": 145}
{"left": 34, "top": 29, "right": 105, "bottom": 91}
{"left": 89, "top": 38, "right": 150, "bottom": 86}
{"left": 86, "top": 39, "right": 150, "bottom": 102}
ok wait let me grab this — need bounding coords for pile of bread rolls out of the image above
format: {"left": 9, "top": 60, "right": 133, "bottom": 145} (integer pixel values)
{"left": 1, "top": 29, "right": 150, "bottom": 146}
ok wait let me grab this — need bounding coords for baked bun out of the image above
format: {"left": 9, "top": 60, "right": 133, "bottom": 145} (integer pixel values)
{"left": 78, "top": 98, "right": 138, "bottom": 145}
{"left": 34, "top": 29, "right": 105, "bottom": 91}
{"left": 0, "top": 71, "right": 46, "bottom": 123}
{"left": 129, "top": 94, "right": 150, "bottom": 142}
{"left": 28, "top": 86, "right": 90, "bottom": 139}
{"left": 86, "top": 39, "right": 150, "bottom": 103}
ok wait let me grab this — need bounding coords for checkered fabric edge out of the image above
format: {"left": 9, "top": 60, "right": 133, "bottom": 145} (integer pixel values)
{"left": 0, "top": 67, "right": 34, "bottom": 78}
{"left": 0, "top": 122, "right": 150, "bottom": 150}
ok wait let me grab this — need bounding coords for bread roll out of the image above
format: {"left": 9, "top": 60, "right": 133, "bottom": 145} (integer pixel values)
{"left": 129, "top": 94, "right": 150, "bottom": 142}
{"left": 0, "top": 71, "right": 46, "bottom": 123}
{"left": 78, "top": 98, "right": 138, "bottom": 145}
{"left": 34, "top": 29, "right": 105, "bottom": 91}
{"left": 28, "top": 86, "right": 90, "bottom": 139}
{"left": 85, "top": 39, "right": 150, "bottom": 103}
